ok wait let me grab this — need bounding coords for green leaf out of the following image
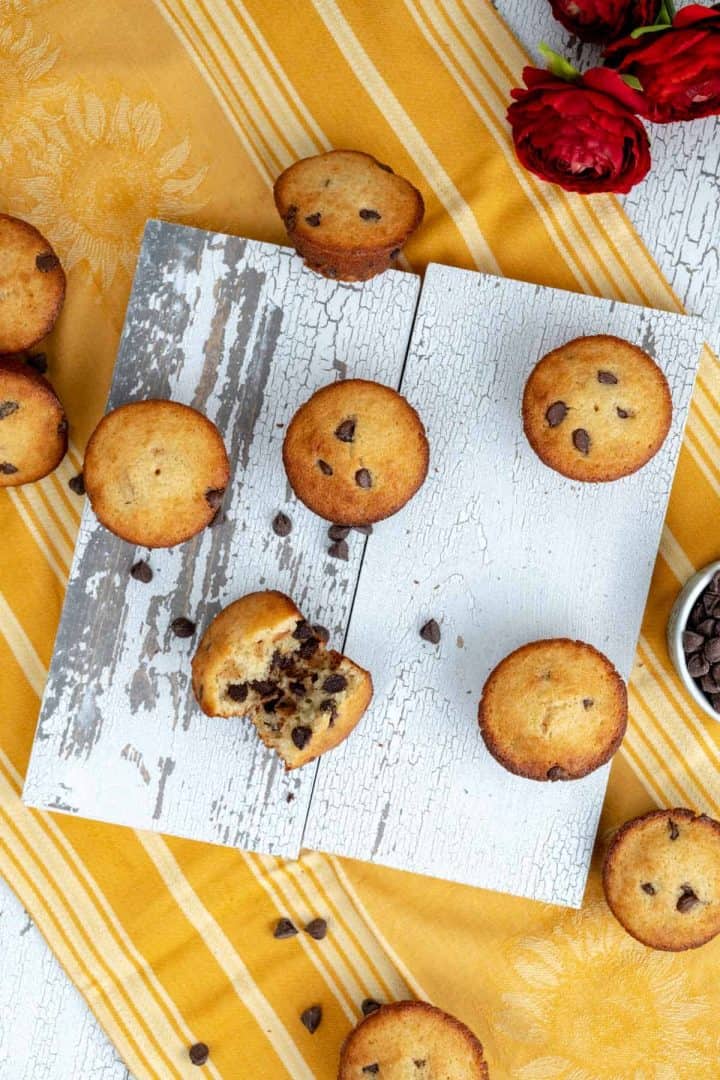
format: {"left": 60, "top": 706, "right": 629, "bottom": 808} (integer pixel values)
{"left": 630, "top": 23, "right": 670, "bottom": 38}
{"left": 538, "top": 43, "right": 580, "bottom": 82}
{"left": 630, "top": 0, "right": 674, "bottom": 35}
{"left": 621, "top": 74, "right": 644, "bottom": 91}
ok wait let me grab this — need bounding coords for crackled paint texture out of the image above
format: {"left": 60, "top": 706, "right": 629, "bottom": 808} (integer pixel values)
{"left": 305, "top": 265, "right": 704, "bottom": 906}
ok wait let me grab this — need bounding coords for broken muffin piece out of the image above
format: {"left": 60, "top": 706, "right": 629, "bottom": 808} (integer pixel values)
{"left": 191, "top": 590, "right": 373, "bottom": 769}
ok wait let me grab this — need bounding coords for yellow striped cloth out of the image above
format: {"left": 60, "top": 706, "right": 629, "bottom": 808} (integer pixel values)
{"left": 1, "top": 1, "right": 719, "bottom": 1076}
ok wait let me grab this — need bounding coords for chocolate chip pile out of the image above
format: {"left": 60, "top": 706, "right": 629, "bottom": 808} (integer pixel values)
{"left": 682, "top": 569, "right": 720, "bottom": 712}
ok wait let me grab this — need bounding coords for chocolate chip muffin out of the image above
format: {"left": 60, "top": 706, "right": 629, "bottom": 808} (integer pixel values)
{"left": 191, "top": 590, "right": 372, "bottom": 770}
{"left": 283, "top": 379, "right": 429, "bottom": 525}
{"left": 603, "top": 808, "right": 720, "bottom": 951}
{"left": 522, "top": 335, "right": 672, "bottom": 482}
{"left": 338, "top": 1001, "right": 490, "bottom": 1080}
{"left": 0, "top": 215, "right": 66, "bottom": 354}
{"left": 83, "top": 400, "right": 229, "bottom": 548}
{"left": 0, "top": 356, "right": 68, "bottom": 486}
{"left": 478, "top": 638, "right": 627, "bottom": 782}
{"left": 274, "top": 150, "right": 424, "bottom": 282}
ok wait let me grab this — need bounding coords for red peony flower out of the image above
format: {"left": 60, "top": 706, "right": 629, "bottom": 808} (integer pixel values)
{"left": 549, "top": 0, "right": 661, "bottom": 43}
{"left": 606, "top": 4, "right": 720, "bottom": 123}
{"left": 507, "top": 66, "right": 651, "bottom": 194}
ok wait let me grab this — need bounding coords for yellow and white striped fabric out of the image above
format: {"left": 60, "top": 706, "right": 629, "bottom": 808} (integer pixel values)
{"left": 1, "top": 1, "right": 719, "bottom": 1076}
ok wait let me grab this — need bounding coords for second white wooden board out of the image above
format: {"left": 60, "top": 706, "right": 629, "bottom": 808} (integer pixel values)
{"left": 305, "top": 264, "right": 704, "bottom": 906}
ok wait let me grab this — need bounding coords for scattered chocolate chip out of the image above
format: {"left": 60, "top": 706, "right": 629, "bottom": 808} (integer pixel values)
{"left": 545, "top": 401, "right": 568, "bottom": 427}
{"left": 26, "top": 353, "right": 48, "bottom": 374}
{"left": 286, "top": 792, "right": 295, "bottom": 802}
{"left": 273, "top": 917, "right": 297, "bottom": 939}
{"left": 582, "top": 697, "right": 594, "bottom": 710}
{"left": 616, "top": 407, "right": 633, "bottom": 419}
{"left": 361, "top": 999, "right": 382, "bottom": 1016}
{"left": 313, "top": 624, "right": 330, "bottom": 643}
{"left": 251, "top": 679, "right": 278, "bottom": 697}
{"left": 704, "top": 638, "right": 720, "bottom": 664}
{"left": 355, "top": 468, "right": 372, "bottom": 489}
{"left": 669, "top": 819, "right": 680, "bottom": 841}
{"left": 677, "top": 887, "right": 699, "bottom": 913}
{"left": 68, "top": 473, "right": 85, "bottom": 495}
{"left": 359, "top": 208, "right": 381, "bottom": 221}
{"left": 376, "top": 161, "right": 393, "bottom": 173}
{"left": 272, "top": 511, "right": 292, "bottom": 537}
{"left": 289, "top": 680, "right": 306, "bottom": 697}
{"left": 298, "top": 636, "right": 320, "bottom": 659}
{"left": 323, "top": 673, "right": 347, "bottom": 694}
{"left": 328, "top": 539, "right": 349, "bottom": 561}
{"left": 36, "top": 251, "right": 59, "bottom": 272}
{"left": 0, "top": 462, "right": 18, "bottom": 474}
{"left": 305, "top": 212, "right": 321, "bottom": 227}
{"left": 284, "top": 204, "right": 298, "bottom": 230}
{"left": 390, "top": 248, "right": 400, "bottom": 259}
{"left": 687, "top": 653, "right": 709, "bottom": 678}
{"left": 294, "top": 620, "right": 313, "bottom": 640}
{"left": 188, "top": 1043, "right": 209, "bottom": 1067}
{"left": 362, "top": 1068, "right": 379, "bottom": 1076}
{"left": 0, "top": 401, "right": 19, "bottom": 420}
{"left": 318, "top": 459, "right": 333, "bottom": 476}
{"left": 683, "top": 630, "right": 704, "bottom": 654}
{"left": 300, "top": 1005, "right": 322, "bottom": 1034}
{"left": 263, "top": 695, "right": 282, "bottom": 714}
{"left": 572, "top": 428, "right": 591, "bottom": 455}
{"left": 547, "top": 765, "right": 570, "bottom": 781}
{"left": 597, "top": 370, "right": 618, "bottom": 385}
{"left": 130, "top": 560, "right": 153, "bottom": 583}
{"left": 420, "top": 619, "right": 441, "bottom": 644}
{"left": 641, "top": 882, "right": 656, "bottom": 895}
{"left": 354, "top": 524, "right": 373, "bottom": 535}
{"left": 292, "top": 726, "right": 312, "bottom": 750}
{"left": 328, "top": 524, "right": 350, "bottom": 541}
{"left": 304, "top": 917, "right": 327, "bottom": 940}
{"left": 227, "top": 683, "right": 248, "bottom": 703}
{"left": 171, "top": 617, "right": 196, "bottom": 639}
{"left": 334, "top": 419, "right": 356, "bottom": 442}
{"left": 414, "top": 1062, "right": 427, "bottom": 1070}
{"left": 205, "top": 488, "right": 224, "bottom": 511}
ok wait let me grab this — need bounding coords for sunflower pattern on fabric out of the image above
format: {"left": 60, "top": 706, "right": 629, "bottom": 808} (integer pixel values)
{"left": 1, "top": 16, "right": 209, "bottom": 293}
{"left": 495, "top": 897, "right": 716, "bottom": 1077}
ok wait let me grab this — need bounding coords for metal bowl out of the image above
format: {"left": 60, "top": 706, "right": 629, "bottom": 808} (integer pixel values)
{"left": 667, "top": 559, "right": 720, "bottom": 722}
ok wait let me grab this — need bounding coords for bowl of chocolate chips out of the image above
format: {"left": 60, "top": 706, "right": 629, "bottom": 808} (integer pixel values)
{"left": 667, "top": 560, "right": 720, "bottom": 720}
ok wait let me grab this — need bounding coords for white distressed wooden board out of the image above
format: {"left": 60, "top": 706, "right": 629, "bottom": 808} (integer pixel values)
{"left": 22, "top": 220, "right": 421, "bottom": 858}
{"left": 304, "top": 265, "right": 704, "bottom": 906}
{"left": 22, "top": 223, "right": 703, "bottom": 907}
